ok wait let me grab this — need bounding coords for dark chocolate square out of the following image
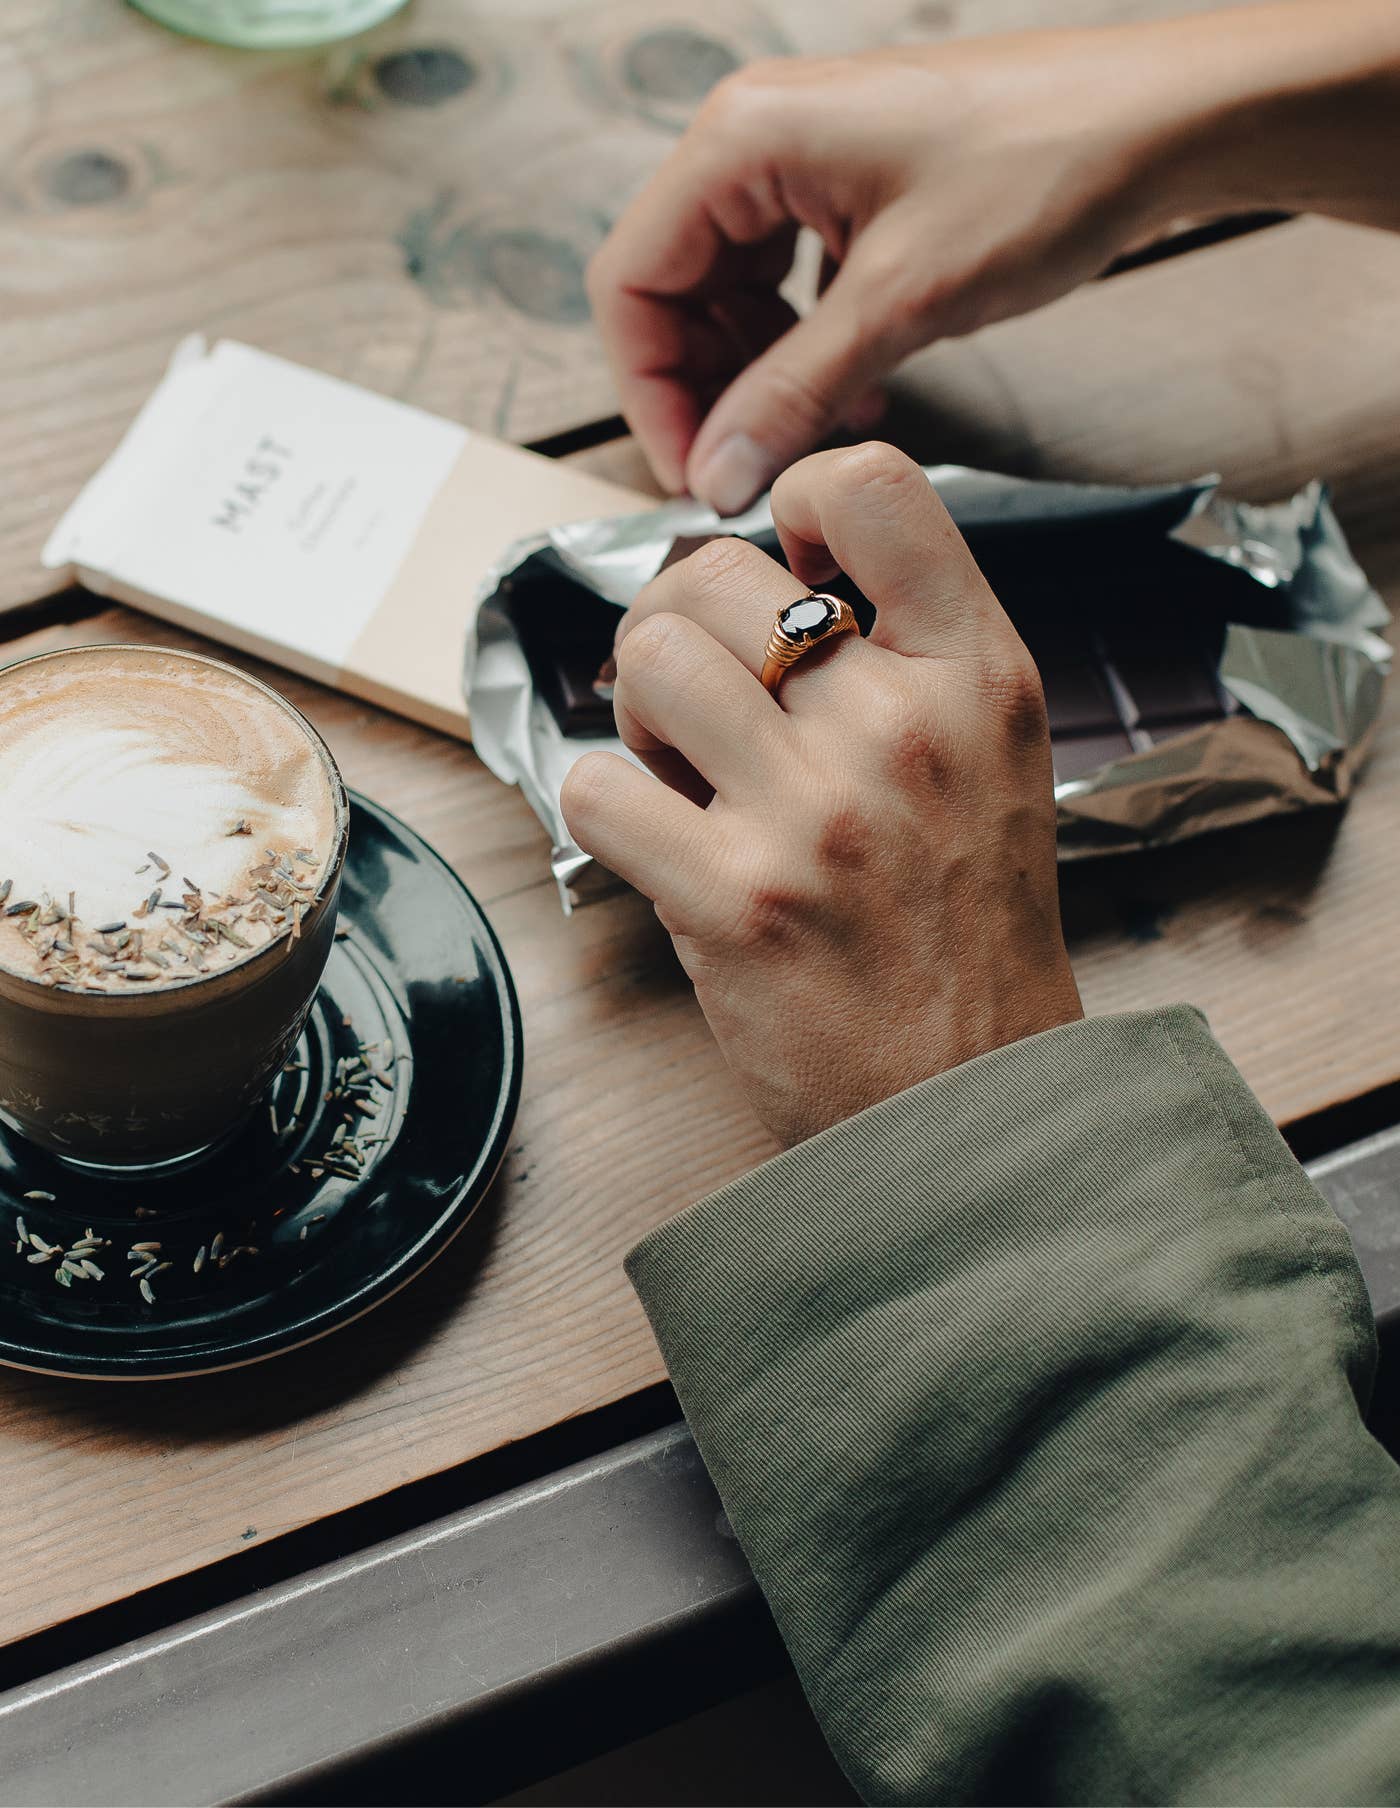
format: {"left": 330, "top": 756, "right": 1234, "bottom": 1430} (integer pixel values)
{"left": 1103, "top": 643, "right": 1226, "bottom": 726}
{"left": 1136, "top": 712, "right": 1226, "bottom": 749}
{"left": 1037, "top": 656, "right": 1121, "bottom": 735}
{"left": 1052, "top": 728, "right": 1135, "bottom": 784}
{"left": 510, "top": 575, "right": 621, "bottom": 737}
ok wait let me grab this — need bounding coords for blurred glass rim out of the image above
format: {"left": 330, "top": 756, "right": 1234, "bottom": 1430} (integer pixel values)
{"left": 128, "top": 0, "right": 411, "bottom": 51}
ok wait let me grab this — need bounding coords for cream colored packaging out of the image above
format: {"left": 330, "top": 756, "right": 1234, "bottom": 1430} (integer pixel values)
{"left": 41, "top": 338, "right": 651, "bottom": 740}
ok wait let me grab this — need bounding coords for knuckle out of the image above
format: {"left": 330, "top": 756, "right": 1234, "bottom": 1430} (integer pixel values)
{"left": 616, "top": 610, "right": 687, "bottom": 682}
{"left": 883, "top": 261, "right": 961, "bottom": 339}
{"left": 827, "top": 441, "right": 925, "bottom": 507}
{"left": 716, "top": 851, "right": 816, "bottom": 954}
{"left": 877, "top": 272, "right": 933, "bottom": 336}
{"left": 883, "top": 716, "right": 948, "bottom": 788}
{"left": 732, "top": 881, "right": 814, "bottom": 953}
{"left": 813, "top": 805, "right": 875, "bottom": 874}
{"left": 694, "top": 61, "right": 776, "bottom": 132}
{"left": 856, "top": 682, "right": 947, "bottom": 785}
{"left": 756, "top": 358, "right": 838, "bottom": 433}
{"left": 977, "top": 650, "right": 1049, "bottom": 751}
{"left": 852, "top": 247, "right": 934, "bottom": 332}
{"left": 559, "top": 752, "right": 613, "bottom": 829}
{"left": 680, "top": 533, "right": 771, "bottom": 598}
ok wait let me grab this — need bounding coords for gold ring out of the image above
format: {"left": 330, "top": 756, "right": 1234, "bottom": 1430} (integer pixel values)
{"left": 759, "top": 593, "right": 859, "bottom": 695}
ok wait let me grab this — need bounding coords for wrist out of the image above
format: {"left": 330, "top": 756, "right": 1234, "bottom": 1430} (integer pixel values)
{"left": 1115, "top": 1, "right": 1400, "bottom": 231}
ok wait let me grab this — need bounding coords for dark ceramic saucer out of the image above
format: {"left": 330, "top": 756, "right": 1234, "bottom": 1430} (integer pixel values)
{"left": 0, "top": 794, "right": 522, "bottom": 1380}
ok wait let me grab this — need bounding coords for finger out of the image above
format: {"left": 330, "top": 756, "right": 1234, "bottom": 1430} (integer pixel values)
{"left": 589, "top": 287, "right": 712, "bottom": 496}
{"left": 770, "top": 442, "right": 1009, "bottom": 659}
{"left": 615, "top": 534, "right": 878, "bottom": 703}
{"left": 613, "top": 611, "right": 788, "bottom": 802}
{"left": 618, "top": 740, "right": 714, "bottom": 813}
{"left": 587, "top": 129, "right": 796, "bottom": 494}
{"left": 683, "top": 226, "right": 931, "bottom": 516}
{"left": 560, "top": 752, "right": 720, "bottom": 919}
{"left": 619, "top": 534, "right": 801, "bottom": 659}
{"left": 637, "top": 283, "right": 801, "bottom": 479}
{"left": 708, "top": 286, "right": 801, "bottom": 367}
{"left": 590, "top": 264, "right": 804, "bottom": 496}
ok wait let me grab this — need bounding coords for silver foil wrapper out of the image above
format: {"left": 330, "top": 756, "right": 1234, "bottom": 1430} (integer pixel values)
{"left": 465, "top": 467, "right": 1389, "bottom": 910}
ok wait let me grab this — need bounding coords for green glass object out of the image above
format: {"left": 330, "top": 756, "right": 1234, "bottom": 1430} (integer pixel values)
{"left": 130, "top": 0, "right": 409, "bottom": 49}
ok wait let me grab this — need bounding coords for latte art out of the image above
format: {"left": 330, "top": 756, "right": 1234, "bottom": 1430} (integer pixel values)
{"left": 0, "top": 648, "right": 339, "bottom": 992}
{"left": 4, "top": 723, "right": 303, "bottom": 927}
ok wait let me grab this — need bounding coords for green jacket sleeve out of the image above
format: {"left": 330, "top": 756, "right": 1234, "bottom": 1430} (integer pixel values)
{"left": 626, "top": 1007, "right": 1400, "bottom": 1806}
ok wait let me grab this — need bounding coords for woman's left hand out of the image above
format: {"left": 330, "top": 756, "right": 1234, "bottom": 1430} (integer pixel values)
{"left": 560, "top": 443, "right": 1082, "bottom": 1150}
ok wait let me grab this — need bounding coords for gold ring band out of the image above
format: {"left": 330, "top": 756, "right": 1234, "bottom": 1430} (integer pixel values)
{"left": 759, "top": 593, "right": 859, "bottom": 695}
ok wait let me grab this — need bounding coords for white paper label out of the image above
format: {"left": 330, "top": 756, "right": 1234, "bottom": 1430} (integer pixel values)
{"left": 43, "top": 339, "right": 467, "bottom": 667}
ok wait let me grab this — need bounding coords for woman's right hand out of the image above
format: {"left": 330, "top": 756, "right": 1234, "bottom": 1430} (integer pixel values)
{"left": 587, "top": 29, "right": 1178, "bottom": 514}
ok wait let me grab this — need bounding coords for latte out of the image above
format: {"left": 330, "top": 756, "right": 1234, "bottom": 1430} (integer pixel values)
{"left": 0, "top": 646, "right": 348, "bottom": 1166}
{"left": 0, "top": 646, "right": 339, "bottom": 993}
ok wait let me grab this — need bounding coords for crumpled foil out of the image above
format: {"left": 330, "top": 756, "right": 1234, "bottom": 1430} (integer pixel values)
{"left": 465, "top": 467, "right": 1390, "bottom": 911}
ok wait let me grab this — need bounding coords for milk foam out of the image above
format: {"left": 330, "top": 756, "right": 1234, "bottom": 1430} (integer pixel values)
{"left": 0, "top": 648, "right": 338, "bottom": 986}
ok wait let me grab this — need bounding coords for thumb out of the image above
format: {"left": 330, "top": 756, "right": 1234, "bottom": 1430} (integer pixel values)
{"left": 684, "top": 242, "right": 921, "bottom": 517}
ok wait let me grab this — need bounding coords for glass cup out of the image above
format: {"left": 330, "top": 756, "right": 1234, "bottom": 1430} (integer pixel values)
{"left": 129, "top": 0, "right": 409, "bottom": 50}
{"left": 0, "top": 646, "right": 349, "bottom": 1170}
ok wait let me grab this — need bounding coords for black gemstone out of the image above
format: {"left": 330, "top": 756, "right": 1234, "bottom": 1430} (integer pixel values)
{"left": 779, "top": 596, "right": 839, "bottom": 642}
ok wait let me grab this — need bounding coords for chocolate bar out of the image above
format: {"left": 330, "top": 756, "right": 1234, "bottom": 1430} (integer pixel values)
{"left": 510, "top": 573, "right": 620, "bottom": 737}
{"left": 516, "top": 520, "right": 1253, "bottom": 766}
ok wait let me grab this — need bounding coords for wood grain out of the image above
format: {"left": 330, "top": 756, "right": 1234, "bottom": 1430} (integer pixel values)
{"left": 0, "top": 7, "right": 1395, "bottom": 1652}
{"left": 3, "top": 213, "right": 1400, "bottom": 1650}
{"left": 3, "top": 0, "right": 1253, "bottom": 618}
{"left": 4, "top": 546, "right": 1399, "bottom": 1648}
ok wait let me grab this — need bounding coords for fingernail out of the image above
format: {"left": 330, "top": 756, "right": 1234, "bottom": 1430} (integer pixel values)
{"left": 594, "top": 655, "right": 617, "bottom": 694}
{"left": 690, "top": 433, "right": 775, "bottom": 517}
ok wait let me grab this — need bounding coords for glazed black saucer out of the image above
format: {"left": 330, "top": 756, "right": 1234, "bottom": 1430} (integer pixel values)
{"left": 0, "top": 793, "right": 522, "bottom": 1380}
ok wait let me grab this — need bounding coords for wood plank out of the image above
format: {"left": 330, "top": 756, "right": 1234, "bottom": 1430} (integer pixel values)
{"left": 883, "top": 219, "right": 1400, "bottom": 576}
{"left": 4, "top": 216, "right": 1399, "bottom": 1649}
{"left": 1, "top": 0, "right": 1253, "bottom": 616}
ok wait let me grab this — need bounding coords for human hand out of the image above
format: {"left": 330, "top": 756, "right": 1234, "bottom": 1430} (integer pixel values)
{"left": 587, "top": 31, "right": 1174, "bottom": 513}
{"left": 560, "top": 444, "right": 1083, "bottom": 1149}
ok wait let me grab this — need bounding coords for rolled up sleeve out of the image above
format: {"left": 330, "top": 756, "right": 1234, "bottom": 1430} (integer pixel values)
{"left": 628, "top": 1007, "right": 1400, "bottom": 1806}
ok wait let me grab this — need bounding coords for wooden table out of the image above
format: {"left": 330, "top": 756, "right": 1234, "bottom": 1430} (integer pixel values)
{"left": 4, "top": 0, "right": 1400, "bottom": 1664}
